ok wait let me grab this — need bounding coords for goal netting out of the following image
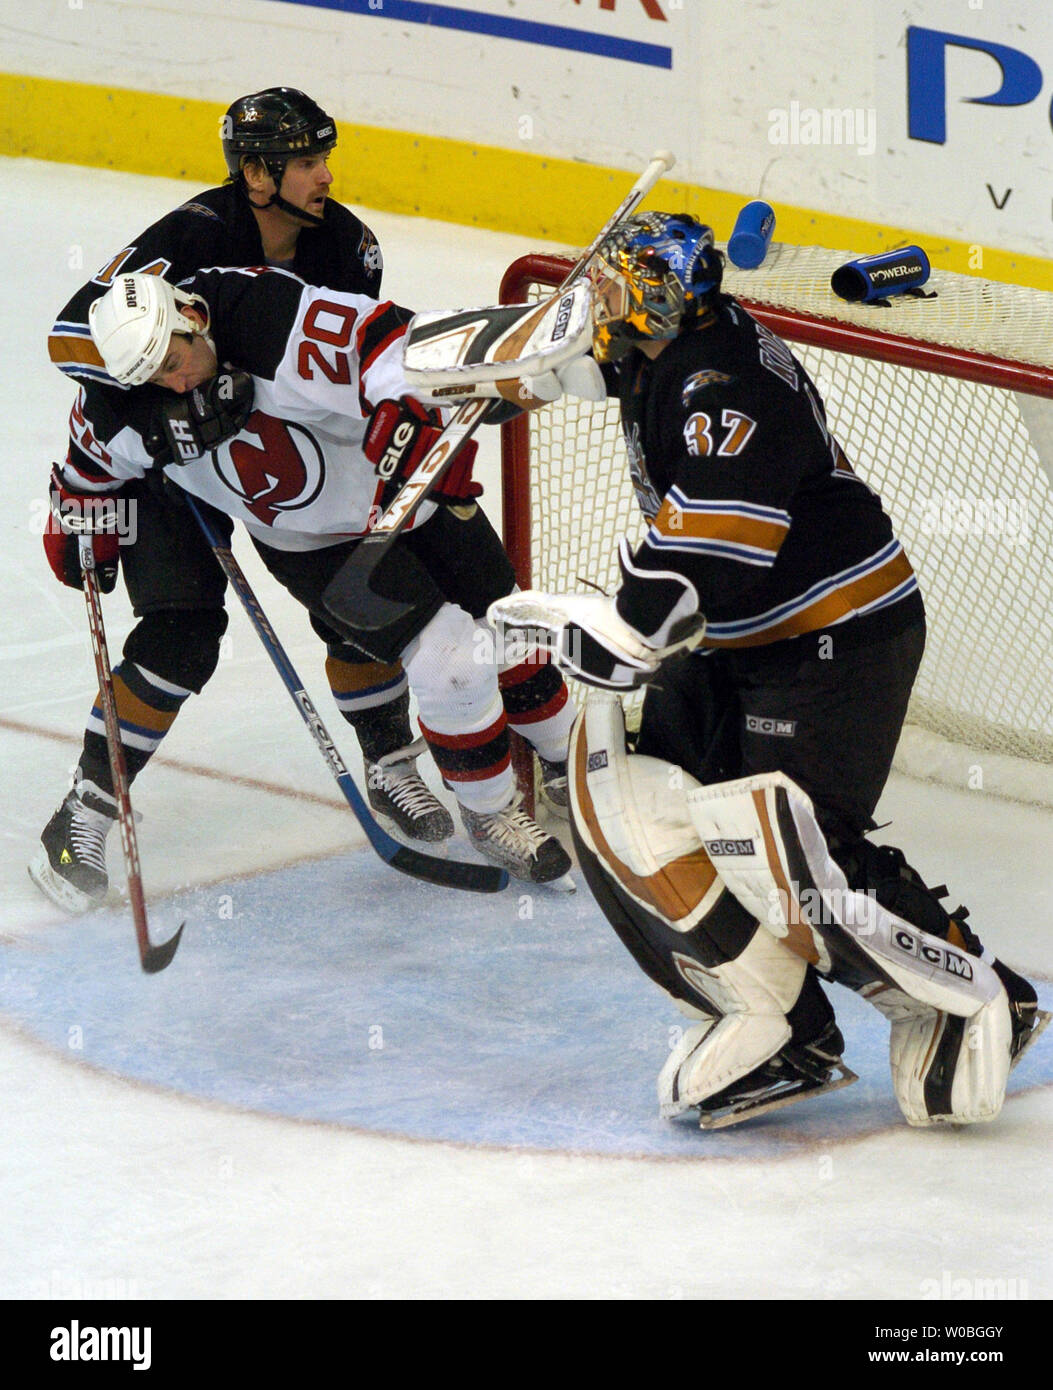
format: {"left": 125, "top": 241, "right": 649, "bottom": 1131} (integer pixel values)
{"left": 500, "top": 246, "right": 1053, "bottom": 806}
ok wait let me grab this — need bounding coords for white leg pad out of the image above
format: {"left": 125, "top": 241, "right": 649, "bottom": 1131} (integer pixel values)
{"left": 890, "top": 993, "right": 1013, "bottom": 1126}
{"left": 658, "top": 1015, "right": 792, "bottom": 1118}
{"left": 686, "top": 771, "right": 1003, "bottom": 1018}
{"left": 657, "top": 923, "right": 807, "bottom": 1115}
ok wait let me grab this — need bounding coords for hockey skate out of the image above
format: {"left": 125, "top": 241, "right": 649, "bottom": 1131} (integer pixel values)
{"left": 460, "top": 790, "right": 574, "bottom": 889}
{"left": 367, "top": 742, "right": 455, "bottom": 847}
{"left": 537, "top": 754, "right": 569, "bottom": 819}
{"left": 28, "top": 779, "right": 118, "bottom": 914}
{"left": 694, "top": 1021, "right": 857, "bottom": 1130}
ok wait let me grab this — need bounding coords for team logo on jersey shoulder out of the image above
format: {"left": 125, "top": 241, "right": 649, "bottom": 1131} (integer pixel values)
{"left": 358, "top": 227, "right": 383, "bottom": 275}
{"left": 213, "top": 412, "right": 325, "bottom": 526}
{"left": 680, "top": 369, "right": 733, "bottom": 406}
{"left": 178, "top": 202, "right": 223, "bottom": 222}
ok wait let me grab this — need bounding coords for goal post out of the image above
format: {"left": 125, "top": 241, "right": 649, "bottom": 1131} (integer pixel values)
{"left": 500, "top": 246, "right": 1053, "bottom": 807}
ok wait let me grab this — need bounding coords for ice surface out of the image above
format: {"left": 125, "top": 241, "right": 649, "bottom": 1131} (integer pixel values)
{"left": 0, "top": 159, "right": 1049, "bottom": 1300}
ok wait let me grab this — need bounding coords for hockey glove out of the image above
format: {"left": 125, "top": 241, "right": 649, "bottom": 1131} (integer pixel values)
{"left": 43, "top": 464, "right": 121, "bottom": 592}
{"left": 151, "top": 369, "right": 254, "bottom": 465}
{"left": 364, "top": 397, "right": 481, "bottom": 506}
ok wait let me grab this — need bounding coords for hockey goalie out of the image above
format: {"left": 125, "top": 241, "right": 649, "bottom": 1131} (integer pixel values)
{"left": 411, "top": 210, "right": 1048, "bottom": 1128}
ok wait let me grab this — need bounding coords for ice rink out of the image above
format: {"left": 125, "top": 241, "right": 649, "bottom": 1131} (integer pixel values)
{"left": 0, "top": 158, "right": 1049, "bottom": 1301}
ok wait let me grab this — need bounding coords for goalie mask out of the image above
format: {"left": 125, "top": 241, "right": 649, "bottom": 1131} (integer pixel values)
{"left": 222, "top": 87, "right": 337, "bottom": 225}
{"left": 88, "top": 273, "right": 211, "bottom": 387}
{"left": 590, "top": 213, "right": 723, "bottom": 362}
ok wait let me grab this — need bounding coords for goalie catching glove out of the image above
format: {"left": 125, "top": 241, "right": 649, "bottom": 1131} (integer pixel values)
{"left": 488, "top": 538, "right": 706, "bottom": 691}
{"left": 149, "top": 369, "right": 254, "bottom": 465}
{"left": 402, "top": 278, "right": 606, "bottom": 409}
{"left": 364, "top": 397, "right": 481, "bottom": 505}
{"left": 43, "top": 464, "right": 122, "bottom": 592}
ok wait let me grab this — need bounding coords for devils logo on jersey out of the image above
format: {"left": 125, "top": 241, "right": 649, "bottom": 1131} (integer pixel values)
{"left": 212, "top": 411, "right": 325, "bottom": 526}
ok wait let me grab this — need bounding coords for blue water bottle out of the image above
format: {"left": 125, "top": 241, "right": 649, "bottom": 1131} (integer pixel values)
{"left": 831, "top": 247, "right": 931, "bottom": 303}
{"left": 728, "top": 200, "right": 776, "bottom": 269}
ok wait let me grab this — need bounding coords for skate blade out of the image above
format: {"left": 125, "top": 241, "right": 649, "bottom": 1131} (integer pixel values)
{"left": 1010, "top": 1009, "right": 1051, "bottom": 1070}
{"left": 27, "top": 850, "right": 102, "bottom": 916}
{"left": 698, "top": 1063, "right": 859, "bottom": 1130}
{"left": 538, "top": 871, "right": 576, "bottom": 893}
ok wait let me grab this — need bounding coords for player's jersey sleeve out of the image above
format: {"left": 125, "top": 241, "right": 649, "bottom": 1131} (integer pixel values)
{"left": 48, "top": 196, "right": 232, "bottom": 389}
{"left": 58, "top": 384, "right": 158, "bottom": 493}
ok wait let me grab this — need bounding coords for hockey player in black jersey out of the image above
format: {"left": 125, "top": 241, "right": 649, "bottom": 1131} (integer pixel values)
{"left": 488, "top": 213, "right": 1045, "bottom": 1127}
{"left": 34, "top": 88, "right": 485, "bottom": 911}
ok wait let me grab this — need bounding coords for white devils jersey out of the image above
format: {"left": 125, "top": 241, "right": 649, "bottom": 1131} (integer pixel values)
{"left": 66, "top": 269, "right": 438, "bottom": 552}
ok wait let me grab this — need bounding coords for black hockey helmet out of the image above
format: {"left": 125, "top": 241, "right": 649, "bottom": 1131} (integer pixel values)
{"left": 221, "top": 87, "right": 337, "bottom": 182}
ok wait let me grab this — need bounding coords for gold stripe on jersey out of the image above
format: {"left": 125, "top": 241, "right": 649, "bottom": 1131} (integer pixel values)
{"left": 703, "top": 544, "right": 917, "bottom": 649}
{"left": 49, "top": 333, "right": 106, "bottom": 371}
{"left": 652, "top": 495, "right": 789, "bottom": 564}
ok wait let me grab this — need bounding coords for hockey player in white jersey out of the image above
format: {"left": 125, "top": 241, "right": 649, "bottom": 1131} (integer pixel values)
{"left": 54, "top": 267, "right": 577, "bottom": 886}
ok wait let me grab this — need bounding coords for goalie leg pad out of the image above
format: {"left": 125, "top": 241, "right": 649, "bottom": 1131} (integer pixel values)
{"left": 890, "top": 993, "right": 1012, "bottom": 1126}
{"left": 685, "top": 771, "right": 1004, "bottom": 1019}
{"left": 685, "top": 770, "right": 1014, "bottom": 1125}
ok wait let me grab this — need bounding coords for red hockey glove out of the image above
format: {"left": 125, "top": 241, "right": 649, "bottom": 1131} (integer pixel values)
{"left": 43, "top": 465, "right": 122, "bottom": 592}
{"left": 364, "top": 397, "right": 482, "bottom": 507}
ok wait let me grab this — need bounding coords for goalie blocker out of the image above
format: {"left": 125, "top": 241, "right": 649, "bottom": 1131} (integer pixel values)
{"left": 568, "top": 696, "right": 1039, "bottom": 1129}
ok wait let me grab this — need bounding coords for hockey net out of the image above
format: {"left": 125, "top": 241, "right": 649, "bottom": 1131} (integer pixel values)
{"left": 500, "top": 247, "right": 1053, "bottom": 806}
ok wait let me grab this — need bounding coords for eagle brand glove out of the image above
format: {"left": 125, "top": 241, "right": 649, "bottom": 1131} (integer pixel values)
{"left": 364, "top": 397, "right": 481, "bottom": 505}
{"left": 43, "top": 464, "right": 121, "bottom": 592}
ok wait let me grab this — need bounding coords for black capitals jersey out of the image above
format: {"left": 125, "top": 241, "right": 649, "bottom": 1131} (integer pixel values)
{"left": 607, "top": 297, "right": 923, "bottom": 651}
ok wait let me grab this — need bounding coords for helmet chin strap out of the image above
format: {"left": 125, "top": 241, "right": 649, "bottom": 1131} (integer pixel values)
{"left": 252, "top": 158, "right": 327, "bottom": 228}
{"left": 259, "top": 189, "right": 327, "bottom": 228}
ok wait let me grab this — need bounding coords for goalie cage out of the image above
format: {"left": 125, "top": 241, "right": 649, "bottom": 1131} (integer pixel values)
{"left": 500, "top": 246, "right": 1053, "bottom": 809}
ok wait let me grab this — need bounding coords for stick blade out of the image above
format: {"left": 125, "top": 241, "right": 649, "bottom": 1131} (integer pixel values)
{"left": 323, "top": 539, "right": 414, "bottom": 633}
{"left": 141, "top": 921, "right": 186, "bottom": 974}
{"left": 389, "top": 847, "right": 508, "bottom": 894}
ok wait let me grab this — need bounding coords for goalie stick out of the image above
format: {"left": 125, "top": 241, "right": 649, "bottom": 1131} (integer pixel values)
{"left": 78, "top": 535, "right": 185, "bottom": 973}
{"left": 324, "top": 149, "right": 677, "bottom": 632}
{"left": 185, "top": 496, "right": 508, "bottom": 895}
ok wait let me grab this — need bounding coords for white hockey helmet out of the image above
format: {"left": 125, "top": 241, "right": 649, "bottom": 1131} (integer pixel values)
{"left": 88, "top": 273, "right": 210, "bottom": 387}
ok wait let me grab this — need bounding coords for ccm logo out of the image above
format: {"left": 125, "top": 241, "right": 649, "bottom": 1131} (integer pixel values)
{"left": 705, "top": 838, "right": 755, "bottom": 856}
{"left": 893, "top": 928, "right": 974, "bottom": 980}
{"left": 586, "top": 750, "right": 609, "bottom": 772}
{"left": 746, "top": 715, "right": 796, "bottom": 737}
{"left": 551, "top": 292, "right": 576, "bottom": 343}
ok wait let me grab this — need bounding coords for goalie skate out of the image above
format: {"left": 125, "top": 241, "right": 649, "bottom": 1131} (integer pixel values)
{"left": 692, "top": 1022, "right": 857, "bottom": 1130}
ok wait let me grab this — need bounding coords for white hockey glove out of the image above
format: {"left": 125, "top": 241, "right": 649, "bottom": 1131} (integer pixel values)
{"left": 403, "top": 278, "right": 606, "bottom": 408}
{"left": 488, "top": 542, "right": 705, "bottom": 691}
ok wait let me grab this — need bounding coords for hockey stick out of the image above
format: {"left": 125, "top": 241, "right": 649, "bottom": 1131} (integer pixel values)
{"left": 185, "top": 496, "right": 508, "bottom": 894}
{"left": 324, "top": 149, "right": 676, "bottom": 632}
{"left": 78, "top": 536, "right": 185, "bottom": 973}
